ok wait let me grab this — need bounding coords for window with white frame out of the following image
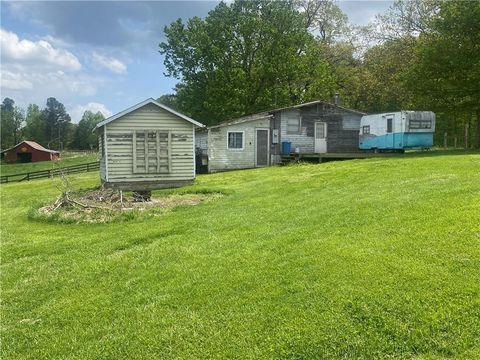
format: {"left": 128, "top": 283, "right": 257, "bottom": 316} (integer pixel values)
{"left": 362, "top": 125, "right": 370, "bottom": 134}
{"left": 409, "top": 120, "right": 432, "bottom": 129}
{"left": 228, "top": 131, "right": 244, "bottom": 149}
{"left": 286, "top": 117, "right": 301, "bottom": 134}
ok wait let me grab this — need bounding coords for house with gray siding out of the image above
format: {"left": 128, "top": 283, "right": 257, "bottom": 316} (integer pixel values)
{"left": 196, "top": 100, "right": 365, "bottom": 172}
{"left": 96, "top": 98, "right": 205, "bottom": 190}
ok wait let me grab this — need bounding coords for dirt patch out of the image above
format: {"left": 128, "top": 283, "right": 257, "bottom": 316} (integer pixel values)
{"left": 33, "top": 188, "right": 222, "bottom": 224}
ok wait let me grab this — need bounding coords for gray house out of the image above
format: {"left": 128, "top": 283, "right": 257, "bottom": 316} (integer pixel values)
{"left": 196, "top": 100, "right": 365, "bottom": 173}
{"left": 96, "top": 98, "right": 205, "bottom": 190}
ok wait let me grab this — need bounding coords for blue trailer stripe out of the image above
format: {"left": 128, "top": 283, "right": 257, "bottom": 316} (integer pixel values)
{"left": 359, "top": 132, "right": 434, "bottom": 150}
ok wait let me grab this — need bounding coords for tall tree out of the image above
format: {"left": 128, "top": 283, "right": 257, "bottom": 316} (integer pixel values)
{"left": 74, "top": 111, "right": 105, "bottom": 150}
{"left": 295, "top": 0, "right": 348, "bottom": 43}
{"left": 355, "top": 36, "right": 418, "bottom": 113}
{"left": 157, "top": 93, "right": 178, "bottom": 110}
{"left": 406, "top": 1, "right": 480, "bottom": 147}
{"left": 42, "top": 98, "right": 71, "bottom": 149}
{"left": 374, "top": 0, "right": 440, "bottom": 40}
{"left": 1, "top": 98, "right": 24, "bottom": 149}
{"left": 24, "top": 104, "right": 47, "bottom": 145}
{"left": 160, "top": 0, "right": 335, "bottom": 124}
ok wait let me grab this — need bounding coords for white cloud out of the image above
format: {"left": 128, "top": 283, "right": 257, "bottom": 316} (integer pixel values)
{"left": 0, "top": 28, "right": 81, "bottom": 71}
{"left": 0, "top": 70, "right": 33, "bottom": 90}
{"left": 69, "top": 102, "right": 113, "bottom": 122}
{"left": 92, "top": 52, "right": 127, "bottom": 74}
{"left": 0, "top": 63, "right": 103, "bottom": 97}
{"left": 0, "top": 29, "right": 106, "bottom": 113}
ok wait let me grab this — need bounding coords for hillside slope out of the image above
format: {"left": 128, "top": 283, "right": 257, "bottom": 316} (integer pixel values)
{"left": 1, "top": 152, "right": 479, "bottom": 359}
{"left": 0, "top": 151, "right": 98, "bottom": 176}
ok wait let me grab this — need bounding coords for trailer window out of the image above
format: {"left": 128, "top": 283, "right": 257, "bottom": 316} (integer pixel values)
{"left": 409, "top": 120, "right": 432, "bottom": 129}
{"left": 386, "top": 118, "right": 393, "bottom": 133}
{"left": 362, "top": 125, "right": 370, "bottom": 135}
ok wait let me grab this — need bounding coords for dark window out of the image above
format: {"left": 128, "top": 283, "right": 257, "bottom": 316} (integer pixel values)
{"left": 228, "top": 132, "right": 243, "bottom": 149}
{"left": 409, "top": 120, "right": 432, "bottom": 129}
{"left": 362, "top": 125, "right": 370, "bottom": 135}
{"left": 386, "top": 118, "right": 393, "bottom": 133}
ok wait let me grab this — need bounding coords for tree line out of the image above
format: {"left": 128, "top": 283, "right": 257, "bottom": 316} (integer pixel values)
{"left": 0, "top": 97, "right": 105, "bottom": 151}
{"left": 159, "top": 0, "right": 480, "bottom": 148}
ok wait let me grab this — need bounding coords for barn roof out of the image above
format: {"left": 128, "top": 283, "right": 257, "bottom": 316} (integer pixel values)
{"left": 1, "top": 140, "right": 59, "bottom": 154}
{"left": 95, "top": 98, "right": 205, "bottom": 129}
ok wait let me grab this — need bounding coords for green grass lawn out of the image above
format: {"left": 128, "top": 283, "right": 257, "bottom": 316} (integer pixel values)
{"left": 1, "top": 151, "right": 479, "bottom": 359}
{"left": 0, "top": 151, "right": 98, "bottom": 177}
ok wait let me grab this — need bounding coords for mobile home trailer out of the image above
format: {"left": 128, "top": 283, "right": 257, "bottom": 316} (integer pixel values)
{"left": 359, "top": 111, "right": 435, "bottom": 151}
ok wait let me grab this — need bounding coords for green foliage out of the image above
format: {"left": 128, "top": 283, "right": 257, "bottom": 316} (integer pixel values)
{"left": 157, "top": 93, "right": 178, "bottom": 110}
{"left": 1, "top": 98, "right": 25, "bottom": 149}
{"left": 355, "top": 37, "right": 418, "bottom": 113}
{"left": 23, "top": 104, "right": 47, "bottom": 145}
{"left": 296, "top": 0, "right": 349, "bottom": 43}
{"left": 373, "top": 0, "right": 440, "bottom": 40}
{"left": 42, "top": 97, "right": 72, "bottom": 149}
{"left": 404, "top": 1, "right": 480, "bottom": 147}
{"left": 160, "top": 0, "right": 336, "bottom": 124}
{"left": 1, "top": 152, "right": 479, "bottom": 358}
{"left": 1, "top": 97, "right": 80, "bottom": 151}
{"left": 73, "top": 111, "right": 105, "bottom": 150}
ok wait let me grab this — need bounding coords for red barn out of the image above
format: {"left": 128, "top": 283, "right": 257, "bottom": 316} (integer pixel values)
{"left": 1, "top": 141, "right": 60, "bottom": 163}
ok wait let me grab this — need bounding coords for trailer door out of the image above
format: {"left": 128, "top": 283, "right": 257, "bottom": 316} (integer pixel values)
{"left": 386, "top": 116, "right": 394, "bottom": 148}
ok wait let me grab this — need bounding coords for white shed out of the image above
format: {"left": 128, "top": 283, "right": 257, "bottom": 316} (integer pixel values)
{"left": 95, "top": 98, "right": 205, "bottom": 190}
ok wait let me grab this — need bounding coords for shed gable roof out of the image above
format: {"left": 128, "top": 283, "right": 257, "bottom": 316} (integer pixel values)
{"left": 95, "top": 98, "right": 205, "bottom": 129}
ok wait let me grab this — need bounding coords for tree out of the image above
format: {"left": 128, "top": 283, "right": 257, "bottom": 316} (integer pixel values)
{"left": 159, "top": 0, "right": 335, "bottom": 124}
{"left": 74, "top": 111, "right": 104, "bottom": 150}
{"left": 157, "top": 93, "right": 178, "bottom": 110}
{"left": 23, "top": 104, "right": 47, "bottom": 145}
{"left": 295, "top": 0, "right": 349, "bottom": 43}
{"left": 42, "top": 98, "right": 71, "bottom": 149}
{"left": 374, "top": 0, "right": 440, "bottom": 41}
{"left": 405, "top": 1, "right": 480, "bottom": 147}
{"left": 355, "top": 36, "right": 418, "bottom": 113}
{"left": 1, "top": 98, "right": 24, "bottom": 149}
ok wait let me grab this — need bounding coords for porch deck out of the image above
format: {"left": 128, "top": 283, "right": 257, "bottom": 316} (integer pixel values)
{"left": 280, "top": 152, "right": 403, "bottom": 164}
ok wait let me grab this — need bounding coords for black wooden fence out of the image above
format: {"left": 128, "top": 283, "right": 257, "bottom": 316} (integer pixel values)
{"left": 1, "top": 161, "right": 100, "bottom": 184}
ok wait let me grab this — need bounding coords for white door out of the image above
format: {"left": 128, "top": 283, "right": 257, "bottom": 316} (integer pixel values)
{"left": 314, "top": 122, "right": 327, "bottom": 153}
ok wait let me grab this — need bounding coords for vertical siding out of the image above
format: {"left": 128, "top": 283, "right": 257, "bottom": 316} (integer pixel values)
{"left": 208, "top": 118, "right": 270, "bottom": 172}
{"left": 105, "top": 103, "right": 195, "bottom": 182}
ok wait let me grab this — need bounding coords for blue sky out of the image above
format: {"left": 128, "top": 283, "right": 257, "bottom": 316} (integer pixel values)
{"left": 0, "top": 1, "right": 392, "bottom": 122}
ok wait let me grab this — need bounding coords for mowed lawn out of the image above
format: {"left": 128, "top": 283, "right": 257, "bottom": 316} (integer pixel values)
{"left": 1, "top": 151, "right": 98, "bottom": 177}
{"left": 1, "top": 152, "right": 479, "bottom": 359}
